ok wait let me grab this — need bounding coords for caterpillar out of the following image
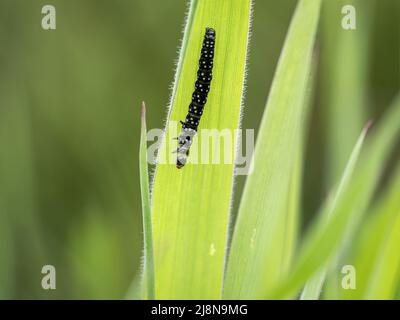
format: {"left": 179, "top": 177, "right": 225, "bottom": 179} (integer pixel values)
{"left": 176, "top": 27, "right": 216, "bottom": 169}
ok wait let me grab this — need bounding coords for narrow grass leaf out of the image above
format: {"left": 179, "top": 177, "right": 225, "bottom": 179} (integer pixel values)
{"left": 364, "top": 177, "right": 400, "bottom": 299}
{"left": 300, "top": 122, "right": 370, "bottom": 299}
{"left": 322, "top": 0, "right": 372, "bottom": 186}
{"left": 223, "top": 0, "right": 321, "bottom": 299}
{"left": 337, "top": 166, "right": 400, "bottom": 299}
{"left": 139, "top": 102, "right": 155, "bottom": 300}
{"left": 321, "top": 1, "right": 373, "bottom": 298}
{"left": 151, "top": 0, "right": 252, "bottom": 299}
{"left": 272, "top": 94, "right": 400, "bottom": 299}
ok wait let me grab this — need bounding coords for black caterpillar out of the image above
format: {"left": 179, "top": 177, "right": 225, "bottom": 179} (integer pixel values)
{"left": 176, "top": 27, "right": 216, "bottom": 169}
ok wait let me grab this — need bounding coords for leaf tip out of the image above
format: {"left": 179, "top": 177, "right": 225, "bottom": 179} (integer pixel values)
{"left": 141, "top": 101, "right": 146, "bottom": 122}
{"left": 140, "top": 101, "right": 147, "bottom": 132}
{"left": 363, "top": 119, "right": 374, "bottom": 136}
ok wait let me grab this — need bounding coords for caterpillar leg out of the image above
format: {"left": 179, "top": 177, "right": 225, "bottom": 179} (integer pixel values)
{"left": 176, "top": 159, "right": 184, "bottom": 169}
{"left": 176, "top": 154, "right": 187, "bottom": 169}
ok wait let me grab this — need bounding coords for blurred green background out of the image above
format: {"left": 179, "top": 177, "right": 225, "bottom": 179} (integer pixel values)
{"left": 0, "top": 0, "right": 398, "bottom": 299}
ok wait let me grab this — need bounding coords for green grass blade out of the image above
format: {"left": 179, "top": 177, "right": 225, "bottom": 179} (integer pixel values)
{"left": 284, "top": 58, "right": 318, "bottom": 286}
{"left": 300, "top": 122, "right": 370, "bottom": 299}
{"left": 339, "top": 203, "right": 395, "bottom": 299}
{"left": 151, "top": 0, "right": 252, "bottom": 299}
{"left": 272, "top": 94, "right": 400, "bottom": 299}
{"left": 321, "top": 1, "right": 373, "bottom": 298}
{"left": 223, "top": 0, "right": 321, "bottom": 299}
{"left": 139, "top": 102, "right": 155, "bottom": 300}
{"left": 337, "top": 166, "right": 400, "bottom": 299}
{"left": 322, "top": 0, "right": 372, "bottom": 186}
{"left": 366, "top": 242, "right": 400, "bottom": 299}
{"left": 362, "top": 174, "right": 400, "bottom": 300}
